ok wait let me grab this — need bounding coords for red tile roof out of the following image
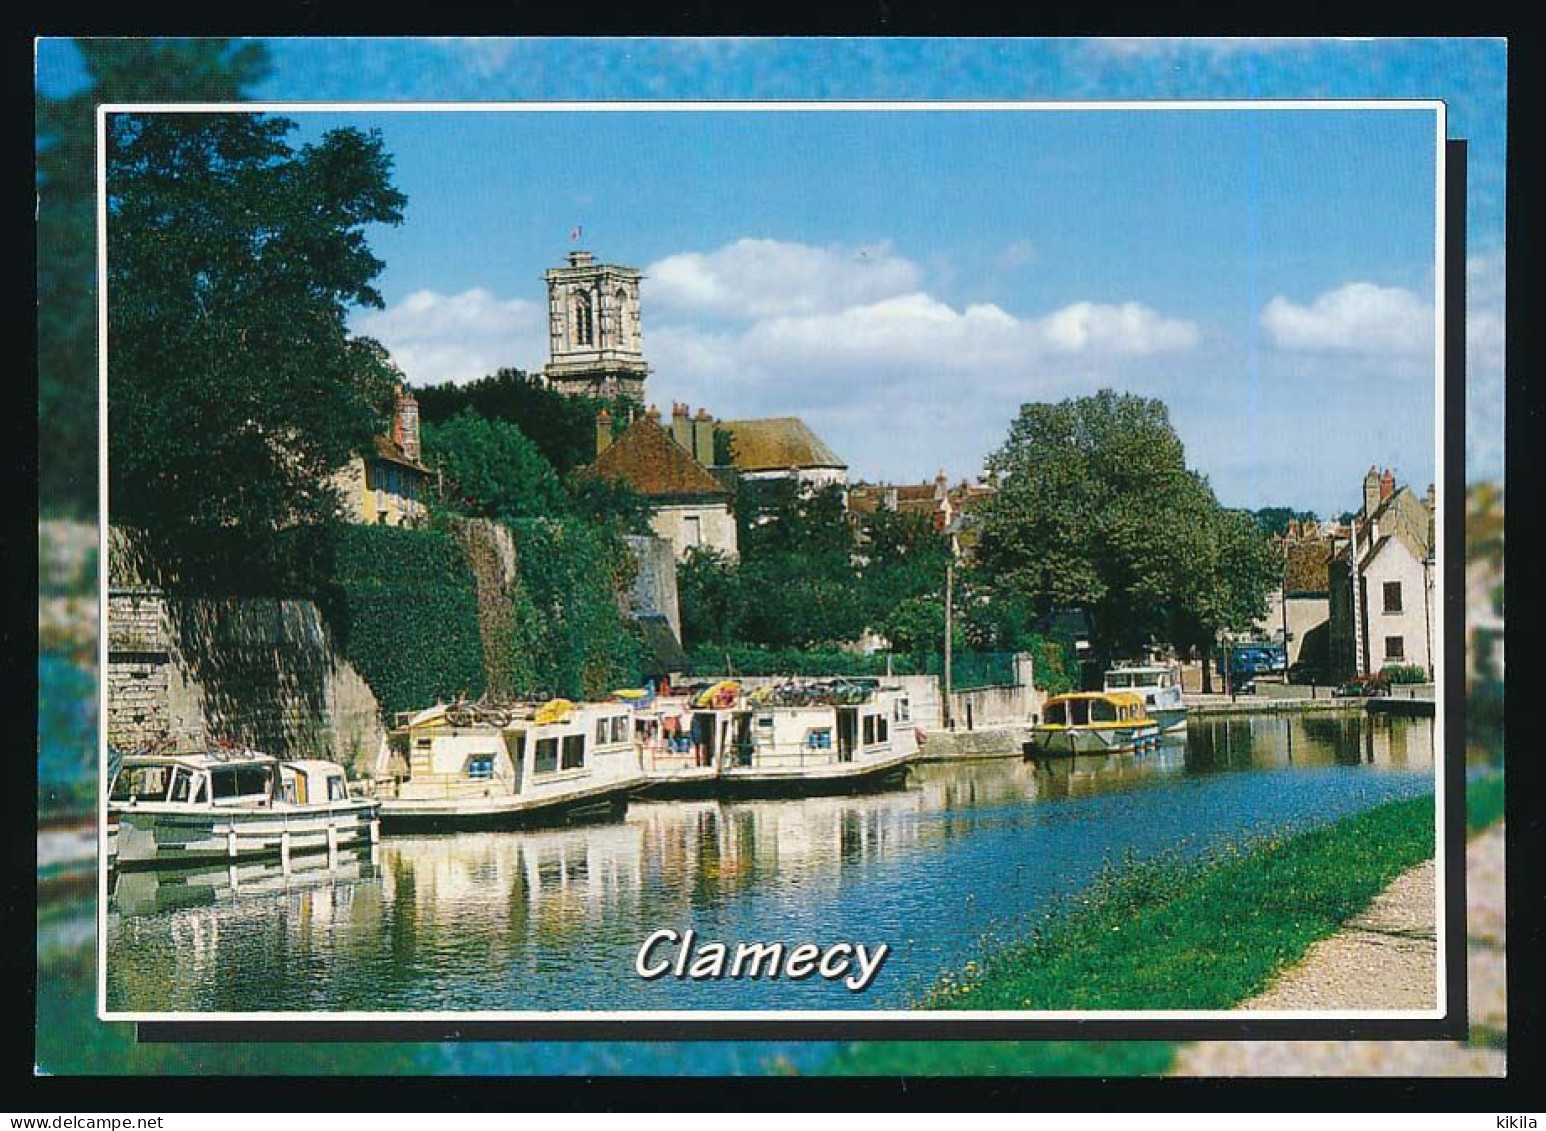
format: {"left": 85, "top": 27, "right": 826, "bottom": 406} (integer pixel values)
{"left": 584, "top": 416, "right": 729, "bottom": 500}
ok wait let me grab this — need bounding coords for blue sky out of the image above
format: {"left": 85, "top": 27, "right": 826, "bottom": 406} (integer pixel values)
{"left": 39, "top": 36, "right": 1506, "bottom": 515}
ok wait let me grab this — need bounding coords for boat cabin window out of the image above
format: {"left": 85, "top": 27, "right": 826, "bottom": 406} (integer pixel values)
{"left": 893, "top": 698, "right": 911, "bottom": 723}
{"left": 466, "top": 756, "right": 495, "bottom": 780}
{"left": 561, "top": 733, "right": 586, "bottom": 770}
{"left": 756, "top": 715, "right": 774, "bottom": 730}
{"left": 863, "top": 715, "right": 875, "bottom": 745}
{"left": 805, "top": 727, "right": 833, "bottom": 750}
{"left": 167, "top": 767, "right": 195, "bottom": 803}
{"left": 1133, "top": 672, "right": 1162, "bottom": 687}
{"left": 327, "top": 775, "right": 347, "bottom": 801}
{"left": 611, "top": 716, "right": 629, "bottom": 744}
{"left": 1091, "top": 699, "right": 1118, "bottom": 723}
{"left": 210, "top": 765, "right": 273, "bottom": 801}
{"left": 534, "top": 738, "right": 559, "bottom": 774}
{"left": 1106, "top": 672, "right": 1132, "bottom": 688}
{"left": 1068, "top": 699, "right": 1092, "bottom": 726}
{"left": 1045, "top": 701, "right": 1067, "bottom": 726}
{"left": 111, "top": 765, "right": 171, "bottom": 802}
{"left": 596, "top": 716, "right": 629, "bottom": 745}
{"left": 281, "top": 779, "right": 298, "bottom": 804}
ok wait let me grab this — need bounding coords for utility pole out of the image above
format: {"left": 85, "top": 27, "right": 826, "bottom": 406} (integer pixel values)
{"left": 943, "top": 559, "right": 955, "bottom": 729}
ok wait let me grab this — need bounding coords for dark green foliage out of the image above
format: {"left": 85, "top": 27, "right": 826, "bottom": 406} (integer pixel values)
{"left": 106, "top": 109, "right": 406, "bottom": 583}
{"left": 921, "top": 794, "right": 1435, "bottom": 1011}
{"left": 421, "top": 410, "right": 567, "bottom": 520}
{"left": 563, "top": 473, "right": 656, "bottom": 536}
{"left": 506, "top": 519, "right": 645, "bottom": 699}
{"left": 413, "top": 368, "right": 630, "bottom": 475}
{"left": 975, "top": 390, "right": 1280, "bottom": 660}
{"left": 39, "top": 39, "right": 272, "bottom": 517}
{"left": 1382, "top": 663, "right": 1430, "bottom": 685}
{"left": 858, "top": 509, "right": 953, "bottom": 629}
{"left": 1253, "top": 506, "right": 1319, "bottom": 537}
{"left": 320, "top": 526, "right": 485, "bottom": 717}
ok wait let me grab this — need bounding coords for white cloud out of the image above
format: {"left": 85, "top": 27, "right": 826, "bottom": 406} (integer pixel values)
{"left": 351, "top": 287, "right": 546, "bottom": 385}
{"left": 1038, "top": 301, "right": 1200, "bottom": 354}
{"left": 644, "top": 238, "right": 924, "bottom": 320}
{"left": 1260, "top": 281, "right": 1434, "bottom": 356}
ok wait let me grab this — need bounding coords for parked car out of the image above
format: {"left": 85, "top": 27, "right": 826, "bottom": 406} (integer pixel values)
{"left": 1335, "top": 671, "right": 1390, "bottom": 698}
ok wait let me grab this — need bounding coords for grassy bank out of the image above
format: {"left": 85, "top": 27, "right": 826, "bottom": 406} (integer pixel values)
{"left": 820, "top": 793, "right": 1435, "bottom": 1075}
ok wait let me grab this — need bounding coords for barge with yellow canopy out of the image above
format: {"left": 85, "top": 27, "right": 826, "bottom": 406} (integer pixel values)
{"left": 1023, "top": 691, "right": 1161, "bottom": 757}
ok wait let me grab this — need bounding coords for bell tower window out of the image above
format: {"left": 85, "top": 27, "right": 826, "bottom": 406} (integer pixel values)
{"left": 574, "top": 290, "right": 595, "bottom": 347}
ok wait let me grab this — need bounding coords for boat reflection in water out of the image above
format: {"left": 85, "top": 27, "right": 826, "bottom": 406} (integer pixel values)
{"left": 109, "top": 844, "right": 380, "bottom": 921}
{"left": 1023, "top": 738, "right": 1190, "bottom": 800}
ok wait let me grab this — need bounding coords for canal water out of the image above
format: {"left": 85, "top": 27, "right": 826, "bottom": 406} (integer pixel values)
{"left": 104, "top": 711, "right": 1436, "bottom": 1015}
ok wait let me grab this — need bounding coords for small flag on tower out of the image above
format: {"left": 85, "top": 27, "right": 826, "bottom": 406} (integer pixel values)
{"left": 570, "top": 225, "right": 583, "bottom": 241}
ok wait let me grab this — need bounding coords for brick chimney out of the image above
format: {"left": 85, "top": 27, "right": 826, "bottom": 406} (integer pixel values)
{"left": 693, "top": 408, "right": 715, "bottom": 467}
{"left": 1362, "top": 465, "right": 1381, "bottom": 517}
{"left": 394, "top": 388, "right": 421, "bottom": 462}
{"left": 1379, "top": 467, "right": 1395, "bottom": 502}
{"left": 670, "top": 401, "right": 694, "bottom": 454}
{"left": 596, "top": 408, "right": 613, "bottom": 457}
{"left": 646, "top": 403, "right": 661, "bottom": 424}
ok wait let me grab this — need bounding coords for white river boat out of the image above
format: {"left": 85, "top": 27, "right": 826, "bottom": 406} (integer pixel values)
{"left": 107, "top": 749, "right": 379, "bottom": 869}
{"left": 370, "top": 699, "right": 647, "bottom": 830}
{"left": 1102, "top": 662, "right": 1189, "bottom": 734}
{"left": 635, "top": 679, "right": 924, "bottom": 798}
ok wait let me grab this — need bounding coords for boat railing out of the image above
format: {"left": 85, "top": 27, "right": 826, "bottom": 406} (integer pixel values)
{"left": 378, "top": 769, "right": 521, "bottom": 800}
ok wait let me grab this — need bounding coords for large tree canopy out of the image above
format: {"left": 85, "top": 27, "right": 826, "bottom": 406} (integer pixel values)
{"left": 106, "top": 110, "right": 406, "bottom": 576}
{"left": 39, "top": 39, "right": 272, "bottom": 516}
{"left": 421, "top": 409, "right": 568, "bottom": 521}
{"left": 974, "top": 390, "right": 1279, "bottom": 658}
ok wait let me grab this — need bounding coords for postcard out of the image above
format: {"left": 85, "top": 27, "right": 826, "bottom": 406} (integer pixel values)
{"left": 34, "top": 36, "right": 1509, "bottom": 1084}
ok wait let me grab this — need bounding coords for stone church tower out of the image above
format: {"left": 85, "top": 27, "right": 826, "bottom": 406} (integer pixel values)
{"left": 542, "top": 250, "right": 650, "bottom": 402}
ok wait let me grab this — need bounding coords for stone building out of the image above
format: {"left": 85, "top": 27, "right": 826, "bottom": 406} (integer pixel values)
{"left": 584, "top": 407, "right": 739, "bottom": 561}
{"left": 719, "top": 417, "right": 848, "bottom": 488}
{"left": 334, "top": 386, "right": 432, "bottom": 527}
{"left": 1254, "top": 519, "right": 1334, "bottom": 675}
{"left": 541, "top": 250, "right": 650, "bottom": 401}
{"left": 1328, "top": 467, "right": 1438, "bottom": 680}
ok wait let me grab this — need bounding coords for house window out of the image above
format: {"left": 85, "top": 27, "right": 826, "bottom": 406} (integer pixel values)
{"left": 1383, "top": 581, "right": 1403, "bottom": 613}
{"left": 561, "top": 733, "right": 586, "bottom": 770}
{"left": 1385, "top": 636, "right": 1405, "bottom": 660}
{"left": 684, "top": 515, "right": 702, "bottom": 546}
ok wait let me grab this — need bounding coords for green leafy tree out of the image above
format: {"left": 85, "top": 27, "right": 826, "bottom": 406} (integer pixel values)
{"left": 881, "top": 595, "right": 965, "bottom": 656}
{"left": 106, "top": 109, "right": 406, "bottom": 583}
{"left": 414, "top": 368, "right": 634, "bottom": 475}
{"left": 858, "top": 508, "right": 953, "bottom": 629}
{"left": 39, "top": 38, "right": 272, "bottom": 516}
{"left": 421, "top": 409, "right": 567, "bottom": 521}
{"left": 975, "top": 390, "right": 1278, "bottom": 667}
{"left": 676, "top": 545, "right": 743, "bottom": 647}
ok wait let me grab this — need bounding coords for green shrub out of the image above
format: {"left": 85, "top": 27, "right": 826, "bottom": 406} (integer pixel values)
{"left": 321, "top": 525, "right": 486, "bottom": 717}
{"left": 1382, "top": 664, "right": 1430, "bottom": 685}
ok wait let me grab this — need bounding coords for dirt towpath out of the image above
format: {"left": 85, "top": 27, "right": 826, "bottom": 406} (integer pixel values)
{"left": 1171, "top": 821, "right": 1506, "bottom": 1076}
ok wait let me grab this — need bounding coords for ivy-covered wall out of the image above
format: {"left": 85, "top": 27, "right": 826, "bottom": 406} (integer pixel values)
{"left": 321, "top": 525, "right": 486, "bottom": 717}
{"left": 506, "top": 518, "right": 645, "bottom": 701}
